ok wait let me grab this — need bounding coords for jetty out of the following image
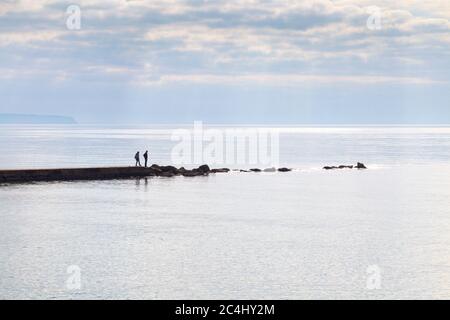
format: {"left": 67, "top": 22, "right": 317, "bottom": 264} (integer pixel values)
{"left": 0, "top": 164, "right": 295, "bottom": 184}
{"left": 0, "top": 164, "right": 215, "bottom": 184}
{"left": 0, "top": 162, "right": 367, "bottom": 184}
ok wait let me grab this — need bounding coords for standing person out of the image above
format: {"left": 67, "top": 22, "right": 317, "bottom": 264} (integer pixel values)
{"left": 143, "top": 150, "right": 149, "bottom": 168}
{"left": 135, "top": 151, "right": 141, "bottom": 167}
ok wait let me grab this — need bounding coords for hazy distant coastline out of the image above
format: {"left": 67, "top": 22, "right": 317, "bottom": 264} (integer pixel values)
{"left": 0, "top": 113, "right": 76, "bottom": 124}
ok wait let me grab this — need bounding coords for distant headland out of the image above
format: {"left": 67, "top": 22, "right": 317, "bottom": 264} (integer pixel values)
{"left": 0, "top": 113, "right": 76, "bottom": 124}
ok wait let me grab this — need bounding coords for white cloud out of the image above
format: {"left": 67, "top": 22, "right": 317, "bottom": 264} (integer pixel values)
{"left": 0, "top": 30, "right": 62, "bottom": 45}
{"left": 137, "top": 73, "right": 444, "bottom": 86}
{"left": 0, "top": 0, "right": 449, "bottom": 86}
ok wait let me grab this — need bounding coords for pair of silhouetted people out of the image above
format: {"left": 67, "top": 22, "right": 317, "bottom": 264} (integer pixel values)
{"left": 135, "top": 150, "right": 149, "bottom": 167}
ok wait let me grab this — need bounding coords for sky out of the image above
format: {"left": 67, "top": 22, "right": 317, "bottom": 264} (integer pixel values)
{"left": 0, "top": 0, "right": 449, "bottom": 124}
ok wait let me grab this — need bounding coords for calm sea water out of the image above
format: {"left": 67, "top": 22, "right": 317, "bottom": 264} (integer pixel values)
{"left": 1, "top": 125, "right": 450, "bottom": 299}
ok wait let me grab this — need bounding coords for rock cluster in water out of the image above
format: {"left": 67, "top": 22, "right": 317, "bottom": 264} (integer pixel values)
{"left": 323, "top": 162, "right": 367, "bottom": 170}
{"left": 148, "top": 163, "right": 369, "bottom": 176}
{"left": 148, "top": 164, "right": 294, "bottom": 177}
{"left": 148, "top": 164, "right": 212, "bottom": 177}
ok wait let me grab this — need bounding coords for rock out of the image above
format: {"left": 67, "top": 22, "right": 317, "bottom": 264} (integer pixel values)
{"left": 197, "top": 164, "right": 211, "bottom": 173}
{"left": 182, "top": 170, "right": 205, "bottom": 177}
{"left": 250, "top": 168, "right": 262, "bottom": 172}
{"left": 263, "top": 167, "right": 276, "bottom": 172}
{"left": 159, "top": 165, "right": 179, "bottom": 174}
{"left": 159, "top": 171, "right": 175, "bottom": 177}
{"left": 182, "top": 165, "right": 210, "bottom": 177}
{"left": 149, "top": 164, "right": 163, "bottom": 173}
{"left": 356, "top": 162, "right": 367, "bottom": 169}
{"left": 323, "top": 163, "right": 365, "bottom": 170}
{"left": 210, "top": 168, "right": 230, "bottom": 173}
{"left": 278, "top": 167, "right": 292, "bottom": 172}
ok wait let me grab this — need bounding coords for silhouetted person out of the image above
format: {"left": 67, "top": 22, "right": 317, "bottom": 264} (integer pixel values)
{"left": 143, "top": 150, "right": 149, "bottom": 167}
{"left": 135, "top": 151, "right": 141, "bottom": 167}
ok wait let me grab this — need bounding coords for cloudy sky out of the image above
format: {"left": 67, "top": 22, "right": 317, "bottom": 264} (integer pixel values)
{"left": 0, "top": 0, "right": 449, "bottom": 124}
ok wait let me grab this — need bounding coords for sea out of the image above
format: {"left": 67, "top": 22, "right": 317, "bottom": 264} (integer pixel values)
{"left": 0, "top": 125, "right": 449, "bottom": 299}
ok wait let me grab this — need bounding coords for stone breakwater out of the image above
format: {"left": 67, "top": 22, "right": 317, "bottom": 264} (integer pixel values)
{"left": 0, "top": 162, "right": 367, "bottom": 183}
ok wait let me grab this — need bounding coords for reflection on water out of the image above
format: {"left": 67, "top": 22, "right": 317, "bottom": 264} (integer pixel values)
{"left": 0, "top": 126, "right": 450, "bottom": 299}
